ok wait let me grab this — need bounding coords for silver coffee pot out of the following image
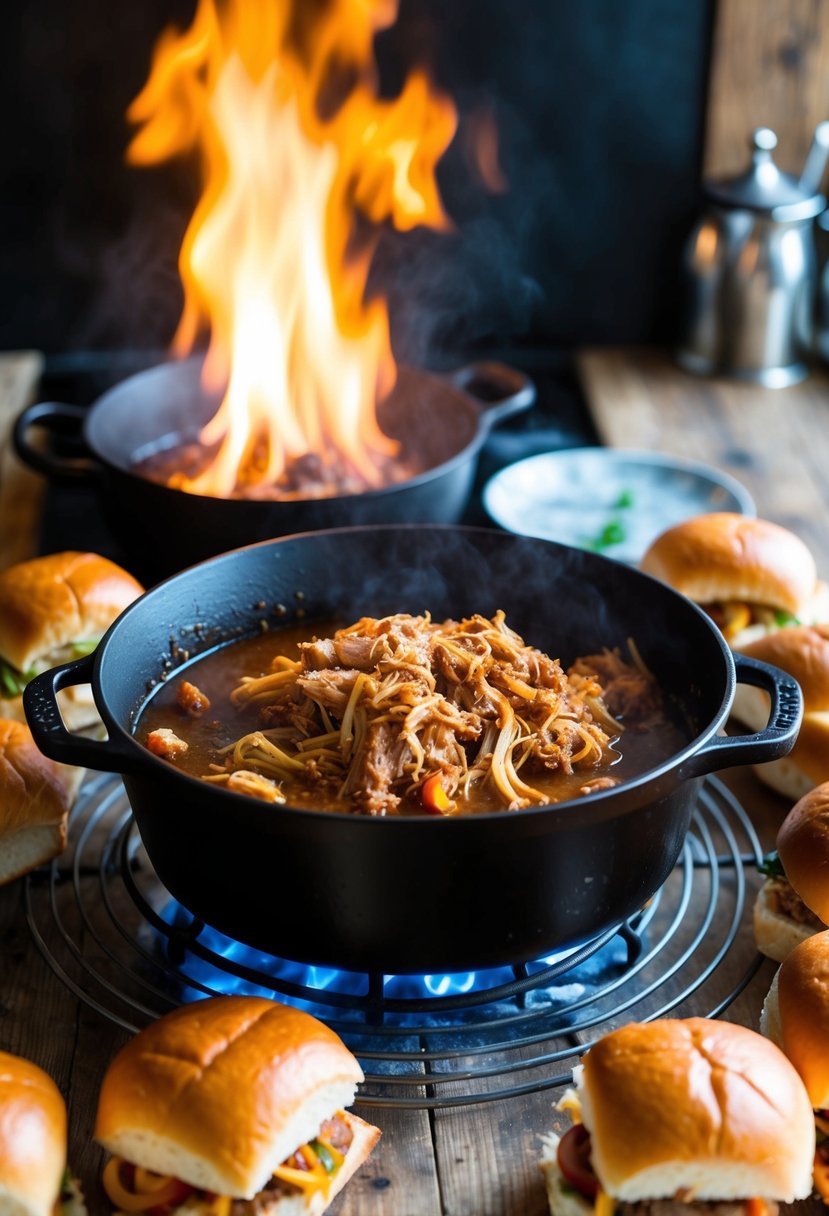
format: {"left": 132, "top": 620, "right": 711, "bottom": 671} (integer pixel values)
{"left": 676, "top": 125, "right": 828, "bottom": 387}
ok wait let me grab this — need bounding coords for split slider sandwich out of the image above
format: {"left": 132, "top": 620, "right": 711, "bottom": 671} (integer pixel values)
{"left": 640, "top": 512, "right": 828, "bottom": 646}
{"left": 540, "top": 1016, "right": 814, "bottom": 1216}
{"left": 761, "top": 928, "right": 829, "bottom": 1203}
{"left": 95, "top": 994, "right": 380, "bottom": 1214}
{"left": 731, "top": 623, "right": 829, "bottom": 799}
{"left": 753, "top": 781, "right": 829, "bottom": 961}
{"left": 0, "top": 1049, "right": 86, "bottom": 1215}
{"left": 0, "top": 550, "right": 143, "bottom": 730}
{"left": 0, "top": 718, "right": 82, "bottom": 886}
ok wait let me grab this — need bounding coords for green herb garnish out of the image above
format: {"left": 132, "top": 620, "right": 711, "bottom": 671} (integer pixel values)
{"left": 584, "top": 519, "right": 627, "bottom": 552}
{"left": 0, "top": 660, "right": 36, "bottom": 698}
{"left": 614, "top": 488, "right": 635, "bottom": 509}
{"left": 71, "top": 639, "right": 98, "bottom": 658}
{"left": 310, "top": 1139, "right": 337, "bottom": 1174}
{"left": 758, "top": 850, "right": 785, "bottom": 879}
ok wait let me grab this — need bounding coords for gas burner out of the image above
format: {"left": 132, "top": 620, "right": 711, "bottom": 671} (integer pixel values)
{"left": 25, "top": 774, "right": 765, "bottom": 1109}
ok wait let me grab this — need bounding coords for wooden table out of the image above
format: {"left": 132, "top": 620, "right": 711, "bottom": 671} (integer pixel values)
{"left": 0, "top": 348, "right": 824, "bottom": 1216}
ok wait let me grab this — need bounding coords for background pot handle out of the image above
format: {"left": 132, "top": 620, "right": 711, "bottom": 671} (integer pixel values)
{"left": 449, "top": 361, "right": 537, "bottom": 430}
{"left": 23, "top": 655, "right": 140, "bottom": 774}
{"left": 13, "top": 401, "right": 100, "bottom": 480}
{"left": 678, "top": 653, "right": 803, "bottom": 779}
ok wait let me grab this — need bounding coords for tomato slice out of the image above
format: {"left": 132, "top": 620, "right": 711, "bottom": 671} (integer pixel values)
{"left": 557, "top": 1125, "right": 598, "bottom": 1200}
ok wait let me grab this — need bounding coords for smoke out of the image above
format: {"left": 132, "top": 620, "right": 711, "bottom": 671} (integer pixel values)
{"left": 55, "top": 179, "right": 189, "bottom": 352}
{"left": 371, "top": 94, "right": 549, "bottom": 369}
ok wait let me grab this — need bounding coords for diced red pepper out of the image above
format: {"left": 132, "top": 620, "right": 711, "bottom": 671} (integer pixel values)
{"left": 421, "top": 773, "right": 453, "bottom": 815}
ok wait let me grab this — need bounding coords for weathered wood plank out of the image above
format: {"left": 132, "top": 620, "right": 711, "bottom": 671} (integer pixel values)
{"left": 577, "top": 346, "right": 829, "bottom": 574}
{"left": 705, "top": 0, "right": 829, "bottom": 180}
{"left": 0, "top": 350, "right": 43, "bottom": 568}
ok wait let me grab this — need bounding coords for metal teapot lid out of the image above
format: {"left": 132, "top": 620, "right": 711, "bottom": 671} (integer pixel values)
{"left": 704, "top": 127, "right": 826, "bottom": 221}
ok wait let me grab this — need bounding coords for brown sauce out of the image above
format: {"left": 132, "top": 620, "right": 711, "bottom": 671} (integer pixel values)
{"left": 137, "top": 620, "right": 689, "bottom": 817}
{"left": 133, "top": 444, "right": 419, "bottom": 500}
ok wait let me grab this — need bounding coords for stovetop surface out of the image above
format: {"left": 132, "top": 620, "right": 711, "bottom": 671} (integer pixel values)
{"left": 37, "top": 346, "right": 598, "bottom": 573}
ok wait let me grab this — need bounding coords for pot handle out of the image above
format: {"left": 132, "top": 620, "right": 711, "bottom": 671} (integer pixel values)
{"left": 678, "top": 653, "right": 803, "bottom": 779}
{"left": 23, "top": 654, "right": 140, "bottom": 774}
{"left": 13, "top": 401, "right": 100, "bottom": 480}
{"left": 449, "top": 362, "right": 536, "bottom": 430}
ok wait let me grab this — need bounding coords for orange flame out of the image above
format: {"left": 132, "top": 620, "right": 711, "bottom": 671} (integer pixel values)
{"left": 128, "top": 0, "right": 457, "bottom": 497}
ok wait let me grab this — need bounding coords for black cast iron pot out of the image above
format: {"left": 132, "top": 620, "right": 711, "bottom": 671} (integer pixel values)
{"left": 24, "top": 525, "right": 801, "bottom": 974}
{"left": 13, "top": 358, "right": 534, "bottom": 583}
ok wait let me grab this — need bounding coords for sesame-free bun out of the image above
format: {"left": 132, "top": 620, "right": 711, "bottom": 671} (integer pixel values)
{"left": 0, "top": 551, "right": 143, "bottom": 672}
{"left": 730, "top": 626, "right": 829, "bottom": 799}
{"left": 95, "top": 995, "right": 377, "bottom": 1203}
{"left": 762, "top": 930, "right": 829, "bottom": 1110}
{"left": 776, "top": 782, "right": 829, "bottom": 924}
{"left": 576, "top": 1017, "right": 814, "bottom": 1202}
{"left": 0, "top": 1050, "right": 68, "bottom": 1216}
{"left": 0, "top": 719, "right": 82, "bottom": 886}
{"left": 751, "top": 783, "right": 829, "bottom": 961}
{"left": 752, "top": 882, "right": 820, "bottom": 963}
{"left": 0, "top": 551, "right": 143, "bottom": 731}
{"left": 639, "top": 513, "right": 820, "bottom": 619}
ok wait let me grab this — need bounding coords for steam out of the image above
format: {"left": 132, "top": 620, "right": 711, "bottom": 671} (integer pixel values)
{"left": 371, "top": 95, "right": 547, "bottom": 369}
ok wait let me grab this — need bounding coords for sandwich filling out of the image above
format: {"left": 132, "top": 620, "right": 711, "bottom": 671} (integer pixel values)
{"left": 550, "top": 1094, "right": 776, "bottom": 1216}
{"left": 704, "top": 603, "right": 798, "bottom": 644}
{"left": 0, "top": 640, "right": 98, "bottom": 701}
{"left": 759, "top": 852, "right": 824, "bottom": 933}
{"left": 102, "top": 1113, "right": 354, "bottom": 1214}
{"left": 56, "top": 1169, "right": 88, "bottom": 1216}
{"left": 812, "top": 1113, "right": 829, "bottom": 1203}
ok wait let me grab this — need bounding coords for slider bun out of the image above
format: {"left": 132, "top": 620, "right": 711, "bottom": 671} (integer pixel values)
{"left": 0, "top": 551, "right": 143, "bottom": 673}
{"left": 763, "top": 929, "right": 829, "bottom": 1109}
{"left": 0, "top": 719, "right": 82, "bottom": 885}
{"left": 0, "top": 1050, "right": 67, "bottom": 1216}
{"left": 730, "top": 626, "right": 829, "bottom": 799}
{"left": 95, "top": 995, "right": 369, "bottom": 1201}
{"left": 639, "top": 513, "right": 819, "bottom": 617}
{"left": 577, "top": 1017, "right": 814, "bottom": 1202}
{"left": 776, "top": 782, "right": 829, "bottom": 923}
{"left": 752, "top": 880, "right": 820, "bottom": 962}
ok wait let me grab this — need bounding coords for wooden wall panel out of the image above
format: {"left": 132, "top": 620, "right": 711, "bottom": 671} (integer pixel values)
{"left": 705, "top": 0, "right": 829, "bottom": 180}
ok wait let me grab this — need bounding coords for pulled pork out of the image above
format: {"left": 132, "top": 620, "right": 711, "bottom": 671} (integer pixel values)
{"left": 207, "top": 612, "right": 664, "bottom": 816}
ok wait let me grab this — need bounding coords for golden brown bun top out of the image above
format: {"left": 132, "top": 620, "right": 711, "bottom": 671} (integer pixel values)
{"left": 578, "top": 1017, "right": 814, "bottom": 1202}
{"left": 639, "top": 513, "right": 818, "bottom": 615}
{"left": 739, "top": 625, "right": 829, "bottom": 712}
{"left": 777, "top": 781, "right": 829, "bottom": 923}
{"left": 0, "top": 551, "right": 143, "bottom": 673}
{"left": 0, "top": 719, "right": 79, "bottom": 841}
{"left": 0, "top": 1049, "right": 67, "bottom": 1216}
{"left": 95, "top": 994, "right": 365, "bottom": 1199}
{"left": 776, "top": 929, "right": 829, "bottom": 1108}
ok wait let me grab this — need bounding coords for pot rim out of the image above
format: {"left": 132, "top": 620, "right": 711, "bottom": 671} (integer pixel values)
{"left": 82, "top": 358, "right": 528, "bottom": 506}
{"left": 86, "top": 523, "right": 739, "bottom": 823}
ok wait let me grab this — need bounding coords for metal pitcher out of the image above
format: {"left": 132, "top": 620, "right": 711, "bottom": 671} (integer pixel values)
{"left": 676, "top": 126, "right": 828, "bottom": 388}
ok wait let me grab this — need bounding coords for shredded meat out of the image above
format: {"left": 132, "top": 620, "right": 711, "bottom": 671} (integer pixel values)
{"left": 146, "top": 727, "right": 188, "bottom": 760}
{"left": 176, "top": 679, "right": 211, "bottom": 717}
{"left": 569, "top": 649, "right": 663, "bottom": 729}
{"left": 767, "top": 877, "right": 825, "bottom": 929}
{"left": 229, "top": 1115, "right": 354, "bottom": 1214}
{"left": 217, "top": 612, "right": 666, "bottom": 816}
{"left": 616, "top": 1202, "right": 777, "bottom": 1216}
{"left": 578, "top": 776, "right": 619, "bottom": 796}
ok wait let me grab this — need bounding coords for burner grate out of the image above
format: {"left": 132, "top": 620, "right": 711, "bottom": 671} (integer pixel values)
{"left": 25, "top": 774, "right": 765, "bottom": 1108}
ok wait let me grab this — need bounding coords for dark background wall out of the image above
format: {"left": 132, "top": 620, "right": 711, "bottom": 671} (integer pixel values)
{"left": 0, "top": 0, "right": 713, "bottom": 359}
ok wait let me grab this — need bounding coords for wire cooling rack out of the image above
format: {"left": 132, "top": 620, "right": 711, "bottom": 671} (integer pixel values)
{"left": 25, "top": 773, "right": 766, "bottom": 1108}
